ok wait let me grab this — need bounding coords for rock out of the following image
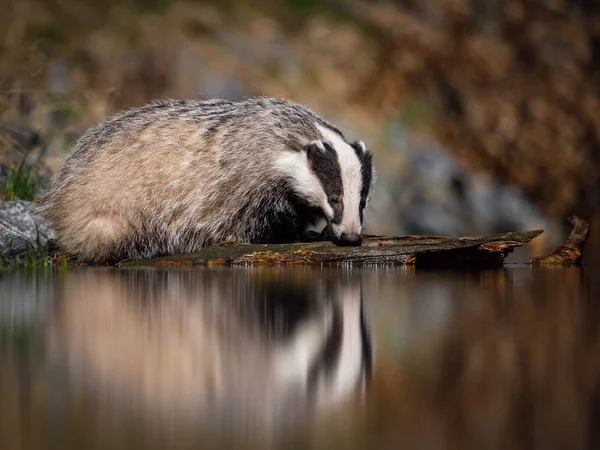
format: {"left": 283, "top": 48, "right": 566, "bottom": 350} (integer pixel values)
{"left": 0, "top": 225, "right": 32, "bottom": 264}
{"left": 0, "top": 200, "right": 55, "bottom": 245}
{"left": 0, "top": 200, "right": 55, "bottom": 264}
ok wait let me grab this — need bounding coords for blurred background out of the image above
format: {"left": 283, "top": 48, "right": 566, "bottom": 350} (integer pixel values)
{"left": 1, "top": 0, "right": 599, "bottom": 257}
{"left": 3, "top": 4, "right": 600, "bottom": 448}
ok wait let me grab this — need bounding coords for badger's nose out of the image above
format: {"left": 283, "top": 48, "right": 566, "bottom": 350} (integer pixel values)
{"left": 335, "top": 232, "right": 363, "bottom": 247}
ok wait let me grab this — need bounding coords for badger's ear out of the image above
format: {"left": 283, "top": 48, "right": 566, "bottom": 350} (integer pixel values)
{"left": 305, "top": 140, "right": 326, "bottom": 161}
{"left": 356, "top": 140, "right": 367, "bottom": 153}
{"left": 352, "top": 140, "right": 371, "bottom": 158}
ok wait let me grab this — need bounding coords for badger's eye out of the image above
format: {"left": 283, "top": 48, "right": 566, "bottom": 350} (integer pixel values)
{"left": 360, "top": 200, "right": 366, "bottom": 211}
{"left": 329, "top": 195, "right": 341, "bottom": 206}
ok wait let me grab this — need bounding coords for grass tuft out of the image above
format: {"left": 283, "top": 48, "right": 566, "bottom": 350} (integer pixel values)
{"left": 2, "top": 164, "right": 37, "bottom": 201}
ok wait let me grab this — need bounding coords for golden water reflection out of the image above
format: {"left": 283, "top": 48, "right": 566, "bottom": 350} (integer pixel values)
{"left": 1, "top": 266, "right": 599, "bottom": 449}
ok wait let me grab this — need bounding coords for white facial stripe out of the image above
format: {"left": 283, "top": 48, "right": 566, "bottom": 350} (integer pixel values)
{"left": 316, "top": 124, "right": 363, "bottom": 235}
{"left": 358, "top": 141, "right": 366, "bottom": 153}
{"left": 274, "top": 151, "right": 334, "bottom": 219}
{"left": 310, "top": 140, "right": 326, "bottom": 152}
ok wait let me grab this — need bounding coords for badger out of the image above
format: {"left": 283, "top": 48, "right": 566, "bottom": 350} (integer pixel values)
{"left": 37, "top": 97, "right": 375, "bottom": 263}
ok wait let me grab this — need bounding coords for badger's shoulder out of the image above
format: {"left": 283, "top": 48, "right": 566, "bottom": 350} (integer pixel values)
{"left": 243, "top": 97, "right": 344, "bottom": 136}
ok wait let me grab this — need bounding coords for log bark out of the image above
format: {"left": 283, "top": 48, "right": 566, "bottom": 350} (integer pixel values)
{"left": 122, "top": 229, "right": 543, "bottom": 269}
{"left": 531, "top": 216, "right": 590, "bottom": 267}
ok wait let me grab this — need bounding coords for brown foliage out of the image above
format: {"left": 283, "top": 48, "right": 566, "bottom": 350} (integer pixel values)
{"left": 357, "top": 0, "right": 600, "bottom": 218}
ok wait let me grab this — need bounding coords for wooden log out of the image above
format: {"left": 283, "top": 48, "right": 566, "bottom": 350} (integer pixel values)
{"left": 531, "top": 216, "right": 590, "bottom": 267}
{"left": 122, "top": 229, "right": 543, "bottom": 269}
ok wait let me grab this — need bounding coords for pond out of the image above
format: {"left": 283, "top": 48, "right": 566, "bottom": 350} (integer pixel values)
{"left": 1, "top": 264, "right": 599, "bottom": 450}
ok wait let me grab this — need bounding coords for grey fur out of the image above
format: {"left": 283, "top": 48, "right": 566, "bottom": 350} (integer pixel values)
{"left": 36, "top": 97, "right": 374, "bottom": 263}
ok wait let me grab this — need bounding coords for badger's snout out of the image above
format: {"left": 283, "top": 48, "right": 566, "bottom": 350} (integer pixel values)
{"left": 332, "top": 232, "right": 363, "bottom": 247}
{"left": 327, "top": 223, "right": 363, "bottom": 247}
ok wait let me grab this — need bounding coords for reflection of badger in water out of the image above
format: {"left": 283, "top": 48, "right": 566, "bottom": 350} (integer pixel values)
{"left": 50, "top": 269, "right": 372, "bottom": 433}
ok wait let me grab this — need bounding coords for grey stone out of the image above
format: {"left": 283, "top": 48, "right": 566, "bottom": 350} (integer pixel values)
{"left": 0, "top": 200, "right": 55, "bottom": 245}
{"left": 0, "top": 200, "right": 56, "bottom": 264}
{"left": 0, "top": 224, "right": 32, "bottom": 263}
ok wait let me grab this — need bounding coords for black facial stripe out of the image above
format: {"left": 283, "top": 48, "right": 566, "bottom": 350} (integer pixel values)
{"left": 360, "top": 154, "right": 373, "bottom": 223}
{"left": 306, "top": 142, "right": 343, "bottom": 224}
{"left": 351, "top": 142, "right": 374, "bottom": 224}
{"left": 351, "top": 142, "right": 362, "bottom": 161}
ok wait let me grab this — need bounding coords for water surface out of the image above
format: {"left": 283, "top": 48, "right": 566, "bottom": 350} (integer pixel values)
{"left": 1, "top": 265, "right": 599, "bottom": 450}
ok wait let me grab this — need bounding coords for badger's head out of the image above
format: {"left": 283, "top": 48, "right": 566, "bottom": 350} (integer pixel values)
{"left": 276, "top": 124, "right": 375, "bottom": 247}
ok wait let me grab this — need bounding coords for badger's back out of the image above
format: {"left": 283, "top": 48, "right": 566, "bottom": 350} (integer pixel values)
{"left": 37, "top": 98, "right": 332, "bottom": 263}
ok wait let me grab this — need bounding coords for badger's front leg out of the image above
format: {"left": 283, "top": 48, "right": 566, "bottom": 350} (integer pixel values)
{"left": 299, "top": 227, "right": 329, "bottom": 243}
